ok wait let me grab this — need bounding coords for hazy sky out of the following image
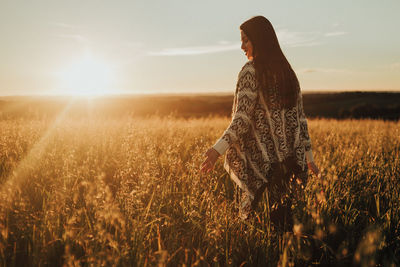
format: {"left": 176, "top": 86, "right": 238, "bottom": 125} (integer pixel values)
{"left": 1, "top": 0, "right": 399, "bottom": 95}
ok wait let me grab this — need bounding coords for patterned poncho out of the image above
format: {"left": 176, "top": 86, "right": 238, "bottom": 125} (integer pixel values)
{"left": 213, "top": 61, "right": 314, "bottom": 198}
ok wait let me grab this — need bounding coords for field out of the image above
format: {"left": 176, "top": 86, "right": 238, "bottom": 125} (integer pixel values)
{"left": 0, "top": 103, "right": 399, "bottom": 266}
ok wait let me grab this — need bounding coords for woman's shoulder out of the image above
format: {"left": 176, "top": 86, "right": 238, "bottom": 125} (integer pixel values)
{"left": 239, "top": 60, "right": 256, "bottom": 77}
{"left": 241, "top": 60, "right": 255, "bottom": 70}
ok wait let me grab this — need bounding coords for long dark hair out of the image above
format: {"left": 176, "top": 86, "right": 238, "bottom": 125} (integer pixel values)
{"left": 240, "top": 16, "right": 299, "bottom": 109}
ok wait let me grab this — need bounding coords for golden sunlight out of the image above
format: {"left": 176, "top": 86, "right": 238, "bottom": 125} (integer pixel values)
{"left": 56, "top": 56, "right": 115, "bottom": 95}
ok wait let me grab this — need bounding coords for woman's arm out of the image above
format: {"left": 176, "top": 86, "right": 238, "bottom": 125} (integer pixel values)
{"left": 212, "top": 63, "right": 258, "bottom": 155}
{"left": 200, "top": 62, "right": 257, "bottom": 173}
{"left": 297, "top": 92, "right": 320, "bottom": 176}
{"left": 297, "top": 92, "right": 313, "bottom": 162}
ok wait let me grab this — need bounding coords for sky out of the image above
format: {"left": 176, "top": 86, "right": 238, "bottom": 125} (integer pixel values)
{"left": 0, "top": 0, "right": 399, "bottom": 95}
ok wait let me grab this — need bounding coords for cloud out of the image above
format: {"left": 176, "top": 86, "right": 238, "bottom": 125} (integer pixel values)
{"left": 122, "top": 41, "right": 145, "bottom": 49}
{"left": 148, "top": 27, "right": 348, "bottom": 57}
{"left": 297, "top": 67, "right": 352, "bottom": 74}
{"left": 389, "top": 62, "right": 400, "bottom": 69}
{"left": 149, "top": 28, "right": 323, "bottom": 57}
{"left": 324, "top": 31, "right": 348, "bottom": 37}
{"left": 276, "top": 29, "right": 322, "bottom": 47}
{"left": 376, "top": 62, "right": 400, "bottom": 70}
{"left": 51, "top": 21, "right": 88, "bottom": 44}
{"left": 148, "top": 42, "right": 240, "bottom": 56}
{"left": 54, "top": 34, "right": 88, "bottom": 43}
{"left": 49, "top": 22, "right": 80, "bottom": 29}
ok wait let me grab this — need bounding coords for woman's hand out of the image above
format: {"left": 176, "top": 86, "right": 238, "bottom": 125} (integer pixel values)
{"left": 307, "top": 161, "right": 320, "bottom": 177}
{"left": 200, "top": 148, "right": 220, "bottom": 173}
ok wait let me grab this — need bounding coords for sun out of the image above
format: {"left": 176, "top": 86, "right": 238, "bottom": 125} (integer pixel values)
{"left": 57, "top": 56, "right": 115, "bottom": 96}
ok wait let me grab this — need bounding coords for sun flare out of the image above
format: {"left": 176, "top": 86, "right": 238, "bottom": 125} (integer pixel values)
{"left": 57, "top": 56, "right": 115, "bottom": 96}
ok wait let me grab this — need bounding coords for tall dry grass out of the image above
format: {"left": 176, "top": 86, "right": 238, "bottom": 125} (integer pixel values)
{"left": 0, "top": 116, "right": 399, "bottom": 266}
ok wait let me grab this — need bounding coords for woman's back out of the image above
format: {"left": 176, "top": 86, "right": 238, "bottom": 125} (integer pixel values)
{"left": 229, "top": 61, "right": 313, "bottom": 171}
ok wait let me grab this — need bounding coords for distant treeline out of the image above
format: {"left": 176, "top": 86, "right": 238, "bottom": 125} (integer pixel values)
{"left": 0, "top": 91, "right": 399, "bottom": 120}
{"left": 302, "top": 91, "right": 400, "bottom": 120}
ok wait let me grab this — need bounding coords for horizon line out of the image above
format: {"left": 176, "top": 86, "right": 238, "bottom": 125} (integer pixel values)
{"left": 1, "top": 89, "right": 400, "bottom": 99}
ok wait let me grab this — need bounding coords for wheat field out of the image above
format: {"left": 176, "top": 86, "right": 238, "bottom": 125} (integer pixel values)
{"left": 0, "top": 115, "right": 399, "bottom": 266}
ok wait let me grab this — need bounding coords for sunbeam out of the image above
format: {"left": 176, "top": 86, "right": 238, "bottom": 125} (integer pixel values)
{"left": 1, "top": 99, "right": 75, "bottom": 192}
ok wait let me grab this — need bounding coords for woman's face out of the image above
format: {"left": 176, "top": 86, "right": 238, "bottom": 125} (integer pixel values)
{"left": 240, "top": 30, "right": 254, "bottom": 60}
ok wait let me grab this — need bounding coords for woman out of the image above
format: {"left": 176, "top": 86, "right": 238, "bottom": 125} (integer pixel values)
{"left": 201, "top": 16, "right": 320, "bottom": 224}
